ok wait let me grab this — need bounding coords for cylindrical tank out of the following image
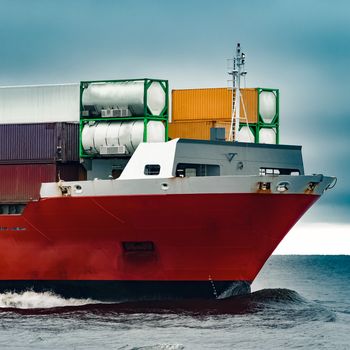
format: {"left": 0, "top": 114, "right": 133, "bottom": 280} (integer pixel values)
{"left": 237, "top": 126, "right": 255, "bottom": 143}
{"left": 82, "top": 81, "right": 166, "bottom": 116}
{"left": 81, "top": 122, "right": 97, "bottom": 154}
{"left": 259, "top": 91, "right": 277, "bottom": 123}
{"left": 93, "top": 123, "right": 110, "bottom": 153}
{"left": 259, "top": 128, "right": 277, "bottom": 144}
{"left": 82, "top": 121, "right": 165, "bottom": 155}
{"left": 105, "top": 122, "right": 122, "bottom": 146}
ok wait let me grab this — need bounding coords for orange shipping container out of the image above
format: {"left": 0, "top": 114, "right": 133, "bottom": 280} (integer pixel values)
{"left": 172, "top": 88, "right": 258, "bottom": 124}
{"left": 169, "top": 120, "right": 233, "bottom": 141}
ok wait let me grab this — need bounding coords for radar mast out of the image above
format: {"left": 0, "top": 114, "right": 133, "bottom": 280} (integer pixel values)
{"left": 228, "top": 43, "right": 247, "bottom": 141}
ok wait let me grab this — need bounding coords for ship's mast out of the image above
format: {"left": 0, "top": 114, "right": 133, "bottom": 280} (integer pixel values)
{"left": 228, "top": 43, "right": 247, "bottom": 141}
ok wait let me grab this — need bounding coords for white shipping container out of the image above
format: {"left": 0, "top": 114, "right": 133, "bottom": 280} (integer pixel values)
{"left": 0, "top": 84, "right": 80, "bottom": 124}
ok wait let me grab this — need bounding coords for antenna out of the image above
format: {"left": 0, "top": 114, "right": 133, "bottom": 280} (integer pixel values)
{"left": 228, "top": 43, "right": 247, "bottom": 141}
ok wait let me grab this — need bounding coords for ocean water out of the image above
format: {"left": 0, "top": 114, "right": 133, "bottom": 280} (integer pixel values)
{"left": 0, "top": 256, "right": 349, "bottom": 350}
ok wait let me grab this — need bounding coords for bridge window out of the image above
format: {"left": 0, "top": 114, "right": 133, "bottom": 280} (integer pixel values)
{"left": 144, "top": 164, "right": 161, "bottom": 175}
{"left": 259, "top": 168, "right": 300, "bottom": 176}
{"left": 176, "top": 163, "right": 220, "bottom": 177}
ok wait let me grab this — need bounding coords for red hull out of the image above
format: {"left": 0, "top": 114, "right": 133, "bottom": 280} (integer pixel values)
{"left": 0, "top": 193, "right": 318, "bottom": 282}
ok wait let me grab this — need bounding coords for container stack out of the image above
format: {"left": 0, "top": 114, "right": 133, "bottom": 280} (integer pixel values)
{"left": 80, "top": 79, "right": 169, "bottom": 157}
{"left": 169, "top": 87, "right": 279, "bottom": 144}
{"left": 0, "top": 84, "right": 83, "bottom": 211}
{"left": 0, "top": 79, "right": 170, "bottom": 209}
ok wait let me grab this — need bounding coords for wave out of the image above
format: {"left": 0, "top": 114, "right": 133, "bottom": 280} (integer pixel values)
{"left": 0, "top": 291, "right": 96, "bottom": 310}
{"left": 123, "top": 345, "right": 185, "bottom": 350}
{"left": 249, "top": 289, "right": 336, "bottom": 324}
{"left": 250, "top": 288, "right": 307, "bottom": 304}
{"left": 0, "top": 288, "right": 336, "bottom": 323}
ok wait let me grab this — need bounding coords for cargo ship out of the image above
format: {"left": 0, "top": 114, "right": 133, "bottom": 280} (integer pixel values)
{"left": 0, "top": 45, "right": 335, "bottom": 301}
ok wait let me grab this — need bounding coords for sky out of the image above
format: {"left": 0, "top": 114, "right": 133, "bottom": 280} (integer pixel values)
{"left": 0, "top": 0, "right": 349, "bottom": 253}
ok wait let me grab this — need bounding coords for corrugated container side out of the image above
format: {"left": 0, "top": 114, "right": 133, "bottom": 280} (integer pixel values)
{"left": 0, "top": 163, "right": 84, "bottom": 203}
{"left": 240, "top": 89, "right": 258, "bottom": 123}
{"left": 0, "top": 84, "right": 80, "bottom": 124}
{"left": 171, "top": 88, "right": 258, "bottom": 123}
{"left": 168, "top": 121, "right": 216, "bottom": 140}
{"left": 172, "top": 88, "right": 231, "bottom": 121}
{"left": 0, "top": 123, "right": 79, "bottom": 163}
{"left": 59, "top": 123, "right": 80, "bottom": 162}
{"left": 169, "top": 120, "right": 257, "bottom": 141}
{"left": 0, "top": 164, "right": 57, "bottom": 203}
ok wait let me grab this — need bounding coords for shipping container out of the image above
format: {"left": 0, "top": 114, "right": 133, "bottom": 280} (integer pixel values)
{"left": 171, "top": 87, "right": 280, "bottom": 144}
{"left": 171, "top": 88, "right": 258, "bottom": 123}
{"left": 169, "top": 121, "right": 278, "bottom": 144}
{"left": 169, "top": 120, "right": 233, "bottom": 140}
{"left": 169, "top": 121, "right": 214, "bottom": 140}
{"left": 0, "top": 84, "right": 80, "bottom": 124}
{"left": 0, "top": 123, "right": 79, "bottom": 163}
{"left": 0, "top": 163, "right": 85, "bottom": 203}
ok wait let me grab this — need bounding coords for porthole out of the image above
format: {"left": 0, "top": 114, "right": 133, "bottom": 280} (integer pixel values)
{"left": 74, "top": 184, "right": 83, "bottom": 194}
{"left": 276, "top": 181, "right": 290, "bottom": 193}
{"left": 161, "top": 183, "right": 169, "bottom": 191}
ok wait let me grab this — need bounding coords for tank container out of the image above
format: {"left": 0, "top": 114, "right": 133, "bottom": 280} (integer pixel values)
{"left": 81, "top": 79, "right": 168, "bottom": 118}
{"left": 80, "top": 79, "right": 169, "bottom": 158}
{"left": 259, "top": 127, "right": 277, "bottom": 144}
{"left": 237, "top": 126, "right": 255, "bottom": 143}
{"left": 82, "top": 120, "right": 165, "bottom": 155}
{"left": 258, "top": 90, "right": 278, "bottom": 124}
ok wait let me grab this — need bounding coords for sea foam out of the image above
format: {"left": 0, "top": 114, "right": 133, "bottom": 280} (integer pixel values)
{"left": 0, "top": 291, "right": 95, "bottom": 309}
